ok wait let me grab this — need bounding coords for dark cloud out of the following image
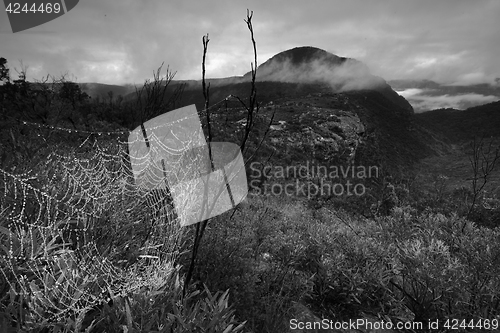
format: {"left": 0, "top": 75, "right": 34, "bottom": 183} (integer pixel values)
{"left": 0, "top": 0, "right": 499, "bottom": 85}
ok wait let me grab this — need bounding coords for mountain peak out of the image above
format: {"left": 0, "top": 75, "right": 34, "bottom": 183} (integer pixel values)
{"left": 264, "top": 46, "right": 348, "bottom": 67}
{"left": 243, "top": 46, "right": 412, "bottom": 114}
{"left": 250, "top": 46, "right": 384, "bottom": 92}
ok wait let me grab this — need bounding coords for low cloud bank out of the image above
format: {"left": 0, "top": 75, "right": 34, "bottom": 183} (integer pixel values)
{"left": 255, "top": 55, "right": 386, "bottom": 92}
{"left": 397, "top": 88, "right": 499, "bottom": 112}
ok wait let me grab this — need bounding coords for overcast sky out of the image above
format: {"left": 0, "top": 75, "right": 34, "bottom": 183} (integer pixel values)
{"left": 1, "top": 0, "right": 499, "bottom": 86}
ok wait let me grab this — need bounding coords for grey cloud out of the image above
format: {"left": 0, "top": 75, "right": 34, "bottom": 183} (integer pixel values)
{"left": 1, "top": 0, "right": 499, "bottom": 85}
{"left": 398, "top": 88, "right": 499, "bottom": 112}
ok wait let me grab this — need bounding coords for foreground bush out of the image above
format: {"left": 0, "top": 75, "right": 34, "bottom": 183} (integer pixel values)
{"left": 188, "top": 192, "right": 500, "bottom": 332}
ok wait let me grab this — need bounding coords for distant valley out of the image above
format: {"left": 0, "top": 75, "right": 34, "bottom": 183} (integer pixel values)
{"left": 389, "top": 79, "right": 500, "bottom": 112}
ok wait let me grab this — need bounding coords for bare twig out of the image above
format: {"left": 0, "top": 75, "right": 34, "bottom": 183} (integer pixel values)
{"left": 183, "top": 10, "right": 264, "bottom": 297}
{"left": 183, "top": 33, "right": 213, "bottom": 297}
{"left": 240, "top": 9, "right": 258, "bottom": 154}
{"left": 135, "top": 63, "right": 184, "bottom": 125}
{"left": 466, "top": 135, "right": 500, "bottom": 223}
{"left": 202, "top": 34, "right": 214, "bottom": 171}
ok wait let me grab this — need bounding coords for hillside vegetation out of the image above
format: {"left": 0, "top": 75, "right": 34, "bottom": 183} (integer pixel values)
{"left": 415, "top": 101, "right": 500, "bottom": 142}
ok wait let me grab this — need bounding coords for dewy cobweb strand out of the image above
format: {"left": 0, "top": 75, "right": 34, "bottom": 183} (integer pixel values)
{"left": 0, "top": 99, "right": 238, "bottom": 325}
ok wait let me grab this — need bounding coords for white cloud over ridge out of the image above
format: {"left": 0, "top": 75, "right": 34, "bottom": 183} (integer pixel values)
{"left": 256, "top": 55, "right": 386, "bottom": 91}
{"left": 397, "top": 88, "right": 499, "bottom": 112}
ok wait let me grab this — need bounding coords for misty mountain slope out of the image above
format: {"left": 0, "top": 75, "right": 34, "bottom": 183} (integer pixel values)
{"left": 123, "top": 46, "right": 411, "bottom": 115}
{"left": 80, "top": 82, "right": 137, "bottom": 101}
{"left": 119, "top": 46, "right": 439, "bottom": 171}
{"left": 245, "top": 46, "right": 413, "bottom": 115}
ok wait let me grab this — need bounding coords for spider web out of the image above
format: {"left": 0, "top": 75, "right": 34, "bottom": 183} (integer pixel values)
{"left": 0, "top": 103, "right": 232, "bottom": 325}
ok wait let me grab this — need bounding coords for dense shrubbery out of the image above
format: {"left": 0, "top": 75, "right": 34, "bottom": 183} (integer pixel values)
{"left": 188, "top": 192, "right": 500, "bottom": 332}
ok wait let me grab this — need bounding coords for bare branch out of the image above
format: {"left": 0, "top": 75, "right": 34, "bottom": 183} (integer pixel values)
{"left": 466, "top": 135, "right": 500, "bottom": 221}
{"left": 202, "top": 34, "right": 213, "bottom": 169}
{"left": 240, "top": 9, "right": 258, "bottom": 154}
